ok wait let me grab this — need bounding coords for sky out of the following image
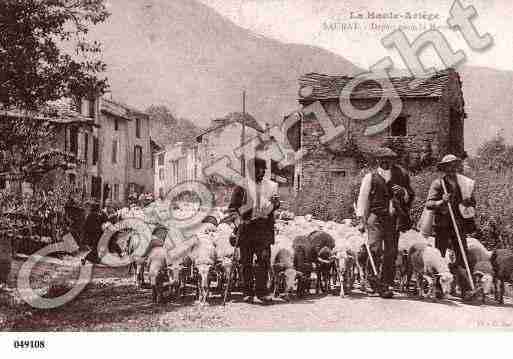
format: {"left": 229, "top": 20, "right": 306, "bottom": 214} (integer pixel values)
{"left": 198, "top": 0, "right": 513, "bottom": 72}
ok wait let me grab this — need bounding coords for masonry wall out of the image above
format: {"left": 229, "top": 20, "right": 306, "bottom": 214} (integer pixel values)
{"left": 296, "top": 96, "right": 450, "bottom": 219}
{"left": 200, "top": 123, "right": 259, "bottom": 182}
{"left": 127, "top": 115, "right": 153, "bottom": 195}
{"left": 98, "top": 113, "right": 129, "bottom": 204}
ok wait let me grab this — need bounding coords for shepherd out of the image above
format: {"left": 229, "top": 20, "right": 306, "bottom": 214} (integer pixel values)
{"left": 228, "top": 157, "right": 280, "bottom": 304}
{"left": 425, "top": 154, "right": 477, "bottom": 301}
{"left": 356, "top": 147, "right": 415, "bottom": 298}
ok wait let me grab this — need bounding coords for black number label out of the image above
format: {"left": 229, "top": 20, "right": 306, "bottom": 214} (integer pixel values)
{"left": 13, "top": 340, "right": 46, "bottom": 349}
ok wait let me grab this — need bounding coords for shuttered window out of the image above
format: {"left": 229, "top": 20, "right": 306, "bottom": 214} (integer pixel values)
{"left": 134, "top": 145, "right": 142, "bottom": 169}
{"left": 112, "top": 139, "right": 118, "bottom": 164}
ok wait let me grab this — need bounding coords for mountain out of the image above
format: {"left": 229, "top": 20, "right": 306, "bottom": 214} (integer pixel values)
{"left": 458, "top": 66, "right": 513, "bottom": 154}
{"left": 91, "top": 0, "right": 511, "bottom": 153}
{"left": 91, "top": 0, "right": 360, "bottom": 129}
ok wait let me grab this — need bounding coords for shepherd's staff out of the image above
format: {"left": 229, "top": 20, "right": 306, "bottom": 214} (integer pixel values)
{"left": 364, "top": 228, "right": 379, "bottom": 277}
{"left": 222, "top": 211, "right": 240, "bottom": 306}
{"left": 440, "top": 179, "right": 475, "bottom": 291}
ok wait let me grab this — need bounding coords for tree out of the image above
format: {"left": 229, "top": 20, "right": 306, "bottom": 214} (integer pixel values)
{"left": 0, "top": 0, "right": 110, "bottom": 111}
{"left": 477, "top": 133, "right": 513, "bottom": 171}
{"left": 0, "top": 0, "right": 110, "bottom": 193}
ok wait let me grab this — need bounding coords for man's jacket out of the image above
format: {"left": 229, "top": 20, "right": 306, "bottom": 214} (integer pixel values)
{"left": 228, "top": 178, "right": 279, "bottom": 246}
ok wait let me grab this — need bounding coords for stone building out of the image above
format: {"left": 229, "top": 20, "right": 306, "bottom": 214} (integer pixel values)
{"left": 96, "top": 98, "right": 153, "bottom": 204}
{"left": 285, "top": 68, "right": 466, "bottom": 217}
{"left": 0, "top": 100, "right": 98, "bottom": 198}
{"left": 196, "top": 112, "right": 265, "bottom": 177}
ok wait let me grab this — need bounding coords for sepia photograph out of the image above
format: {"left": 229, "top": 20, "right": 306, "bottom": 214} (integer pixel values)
{"left": 1, "top": 0, "right": 513, "bottom": 350}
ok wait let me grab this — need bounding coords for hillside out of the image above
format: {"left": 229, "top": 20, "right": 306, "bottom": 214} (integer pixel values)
{"left": 459, "top": 66, "right": 513, "bottom": 153}
{"left": 92, "top": 0, "right": 360, "bottom": 129}
{"left": 91, "top": 0, "right": 512, "bottom": 153}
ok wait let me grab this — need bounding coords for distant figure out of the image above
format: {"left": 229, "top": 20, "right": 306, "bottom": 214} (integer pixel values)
{"left": 82, "top": 201, "right": 107, "bottom": 264}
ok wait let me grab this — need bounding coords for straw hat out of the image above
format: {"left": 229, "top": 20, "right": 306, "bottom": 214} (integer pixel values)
{"left": 374, "top": 147, "right": 398, "bottom": 158}
{"left": 437, "top": 154, "right": 460, "bottom": 168}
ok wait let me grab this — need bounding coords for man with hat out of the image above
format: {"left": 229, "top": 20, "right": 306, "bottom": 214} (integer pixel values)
{"left": 425, "top": 154, "right": 476, "bottom": 299}
{"left": 228, "top": 156, "right": 280, "bottom": 303}
{"left": 356, "top": 147, "right": 415, "bottom": 298}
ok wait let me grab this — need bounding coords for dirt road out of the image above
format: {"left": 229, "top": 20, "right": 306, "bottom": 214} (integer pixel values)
{"left": 6, "top": 276, "right": 513, "bottom": 331}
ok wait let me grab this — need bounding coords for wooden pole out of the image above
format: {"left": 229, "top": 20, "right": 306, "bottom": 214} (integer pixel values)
{"left": 241, "top": 91, "right": 246, "bottom": 178}
{"left": 441, "top": 178, "right": 475, "bottom": 291}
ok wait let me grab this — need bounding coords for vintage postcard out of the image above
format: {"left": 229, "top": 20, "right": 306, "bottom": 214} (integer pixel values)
{"left": 1, "top": 0, "right": 513, "bottom": 349}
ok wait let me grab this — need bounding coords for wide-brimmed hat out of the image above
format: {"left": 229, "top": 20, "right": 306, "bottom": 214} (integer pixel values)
{"left": 437, "top": 154, "right": 460, "bottom": 168}
{"left": 201, "top": 215, "right": 219, "bottom": 227}
{"left": 375, "top": 147, "right": 398, "bottom": 158}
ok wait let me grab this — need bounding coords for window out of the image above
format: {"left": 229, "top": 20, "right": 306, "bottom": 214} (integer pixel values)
{"left": 136, "top": 118, "right": 141, "bottom": 138}
{"left": 114, "top": 118, "right": 119, "bottom": 131}
{"left": 133, "top": 145, "right": 142, "bottom": 169}
{"left": 73, "top": 97, "right": 82, "bottom": 113}
{"left": 112, "top": 139, "right": 118, "bottom": 164}
{"left": 70, "top": 127, "right": 78, "bottom": 155}
{"left": 114, "top": 183, "right": 119, "bottom": 201}
{"left": 91, "top": 176, "right": 102, "bottom": 200}
{"left": 158, "top": 154, "right": 164, "bottom": 166}
{"left": 390, "top": 116, "right": 407, "bottom": 136}
{"left": 172, "top": 161, "right": 178, "bottom": 183}
{"left": 159, "top": 187, "right": 164, "bottom": 199}
{"left": 88, "top": 98, "right": 96, "bottom": 119}
{"left": 92, "top": 136, "right": 99, "bottom": 165}
{"left": 159, "top": 168, "right": 164, "bottom": 181}
{"left": 83, "top": 132, "right": 89, "bottom": 163}
{"left": 68, "top": 173, "right": 76, "bottom": 187}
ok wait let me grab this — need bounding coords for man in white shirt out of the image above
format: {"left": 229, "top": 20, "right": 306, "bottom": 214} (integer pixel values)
{"left": 356, "top": 147, "right": 414, "bottom": 298}
{"left": 228, "top": 157, "right": 280, "bottom": 303}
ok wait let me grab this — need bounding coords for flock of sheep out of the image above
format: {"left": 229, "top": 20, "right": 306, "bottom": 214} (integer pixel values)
{"left": 120, "top": 204, "right": 513, "bottom": 305}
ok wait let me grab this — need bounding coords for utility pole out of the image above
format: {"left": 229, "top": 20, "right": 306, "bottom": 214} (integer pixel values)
{"left": 241, "top": 90, "right": 246, "bottom": 178}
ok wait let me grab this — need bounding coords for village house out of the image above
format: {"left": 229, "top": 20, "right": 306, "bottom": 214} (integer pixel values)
{"left": 285, "top": 68, "right": 466, "bottom": 217}
{"left": 153, "top": 142, "right": 202, "bottom": 199}
{"left": 196, "top": 112, "right": 265, "bottom": 176}
{"left": 95, "top": 98, "right": 153, "bottom": 204}
{"left": 0, "top": 100, "right": 98, "bottom": 198}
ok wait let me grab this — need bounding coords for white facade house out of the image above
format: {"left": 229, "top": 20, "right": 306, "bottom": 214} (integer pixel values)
{"left": 154, "top": 142, "right": 202, "bottom": 199}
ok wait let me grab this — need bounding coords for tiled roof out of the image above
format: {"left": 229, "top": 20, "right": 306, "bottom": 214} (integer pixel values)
{"left": 0, "top": 99, "right": 97, "bottom": 127}
{"left": 196, "top": 112, "right": 264, "bottom": 139}
{"left": 101, "top": 98, "right": 148, "bottom": 121}
{"left": 298, "top": 68, "right": 455, "bottom": 102}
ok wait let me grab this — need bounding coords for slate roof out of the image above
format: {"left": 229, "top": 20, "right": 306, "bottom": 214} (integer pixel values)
{"left": 196, "top": 112, "right": 264, "bottom": 140}
{"left": 101, "top": 98, "right": 148, "bottom": 121}
{"left": 298, "top": 68, "right": 456, "bottom": 102}
{"left": 0, "top": 99, "right": 97, "bottom": 127}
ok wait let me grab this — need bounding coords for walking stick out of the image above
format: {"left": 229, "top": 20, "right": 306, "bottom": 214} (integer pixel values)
{"left": 364, "top": 228, "right": 378, "bottom": 277}
{"left": 440, "top": 179, "right": 475, "bottom": 291}
{"left": 223, "top": 216, "right": 240, "bottom": 306}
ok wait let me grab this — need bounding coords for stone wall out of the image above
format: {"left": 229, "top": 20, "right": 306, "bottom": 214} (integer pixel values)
{"left": 295, "top": 96, "right": 453, "bottom": 219}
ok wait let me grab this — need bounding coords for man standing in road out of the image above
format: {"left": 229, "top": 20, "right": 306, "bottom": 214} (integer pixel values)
{"left": 356, "top": 147, "right": 414, "bottom": 298}
{"left": 228, "top": 157, "right": 280, "bottom": 304}
{"left": 425, "top": 154, "right": 476, "bottom": 300}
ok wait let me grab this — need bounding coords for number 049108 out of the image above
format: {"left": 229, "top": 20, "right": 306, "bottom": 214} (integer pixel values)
{"left": 13, "top": 340, "right": 46, "bottom": 349}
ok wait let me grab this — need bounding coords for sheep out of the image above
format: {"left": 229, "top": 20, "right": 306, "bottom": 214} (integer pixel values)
{"left": 406, "top": 242, "right": 454, "bottom": 300}
{"left": 292, "top": 235, "right": 314, "bottom": 298}
{"left": 466, "top": 239, "right": 493, "bottom": 303}
{"left": 490, "top": 249, "right": 513, "bottom": 304}
{"left": 272, "top": 247, "right": 298, "bottom": 300}
{"left": 307, "top": 230, "right": 336, "bottom": 294}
